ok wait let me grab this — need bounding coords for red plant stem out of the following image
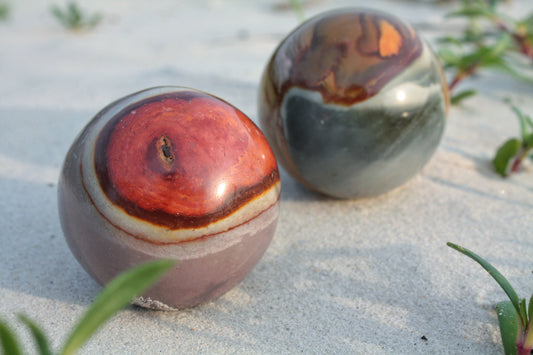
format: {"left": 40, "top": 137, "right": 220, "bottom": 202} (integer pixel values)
{"left": 516, "top": 337, "right": 532, "bottom": 355}
{"left": 448, "top": 65, "right": 479, "bottom": 92}
{"left": 513, "top": 33, "right": 533, "bottom": 61}
{"left": 495, "top": 20, "right": 533, "bottom": 62}
{"left": 448, "top": 74, "right": 463, "bottom": 92}
{"left": 511, "top": 146, "right": 533, "bottom": 173}
{"left": 516, "top": 346, "right": 531, "bottom": 355}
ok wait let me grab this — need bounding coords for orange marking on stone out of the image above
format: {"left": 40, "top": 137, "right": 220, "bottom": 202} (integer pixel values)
{"left": 378, "top": 20, "right": 402, "bottom": 57}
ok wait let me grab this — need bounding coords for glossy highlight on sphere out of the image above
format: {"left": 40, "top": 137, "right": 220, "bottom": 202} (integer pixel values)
{"left": 259, "top": 8, "right": 449, "bottom": 199}
{"left": 58, "top": 87, "right": 280, "bottom": 309}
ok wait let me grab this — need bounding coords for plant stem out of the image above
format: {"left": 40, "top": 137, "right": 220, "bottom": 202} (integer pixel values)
{"left": 516, "top": 343, "right": 532, "bottom": 355}
{"left": 523, "top": 320, "right": 533, "bottom": 351}
{"left": 448, "top": 65, "right": 479, "bottom": 91}
{"left": 510, "top": 146, "right": 533, "bottom": 173}
{"left": 495, "top": 19, "right": 533, "bottom": 62}
{"left": 513, "top": 33, "right": 533, "bottom": 61}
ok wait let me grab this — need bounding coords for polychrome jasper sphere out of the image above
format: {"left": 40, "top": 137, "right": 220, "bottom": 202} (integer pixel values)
{"left": 58, "top": 87, "right": 280, "bottom": 310}
{"left": 259, "top": 8, "right": 449, "bottom": 199}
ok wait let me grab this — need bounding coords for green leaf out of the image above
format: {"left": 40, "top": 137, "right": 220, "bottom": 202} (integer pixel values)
{"left": 446, "top": 7, "right": 494, "bottom": 19}
{"left": 493, "top": 138, "right": 522, "bottom": 177}
{"left": 456, "top": 34, "right": 512, "bottom": 70}
{"left": 527, "top": 294, "right": 533, "bottom": 322}
{"left": 0, "top": 319, "right": 22, "bottom": 355}
{"left": 18, "top": 315, "right": 53, "bottom": 355}
{"left": 437, "top": 36, "right": 462, "bottom": 46}
{"left": 451, "top": 89, "right": 477, "bottom": 105}
{"left": 519, "top": 298, "right": 529, "bottom": 333}
{"left": 59, "top": 259, "right": 176, "bottom": 355}
{"left": 446, "top": 243, "right": 523, "bottom": 321}
{"left": 50, "top": 2, "right": 101, "bottom": 30}
{"left": 496, "top": 301, "right": 518, "bottom": 355}
{"left": 439, "top": 48, "right": 460, "bottom": 66}
{"left": 509, "top": 104, "right": 531, "bottom": 140}
{"left": 525, "top": 296, "right": 533, "bottom": 349}
{"left": 0, "top": 3, "right": 9, "bottom": 21}
{"left": 67, "top": 2, "right": 82, "bottom": 25}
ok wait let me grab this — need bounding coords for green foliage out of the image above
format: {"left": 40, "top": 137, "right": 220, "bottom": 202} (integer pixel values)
{"left": 493, "top": 103, "right": 533, "bottom": 177}
{"left": 439, "top": 1, "right": 533, "bottom": 178}
{"left": 50, "top": 2, "right": 102, "bottom": 31}
{"left": 439, "top": 0, "right": 533, "bottom": 96}
{"left": 0, "top": 2, "right": 9, "bottom": 21}
{"left": 447, "top": 242, "right": 533, "bottom": 355}
{"left": 450, "top": 89, "right": 477, "bottom": 105}
{"left": 0, "top": 260, "right": 175, "bottom": 355}
{"left": 18, "top": 315, "right": 53, "bottom": 355}
{"left": 0, "top": 320, "right": 22, "bottom": 355}
{"left": 493, "top": 138, "right": 523, "bottom": 176}
{"left": 496, "top": 301, "right": 518, "bottom": 355}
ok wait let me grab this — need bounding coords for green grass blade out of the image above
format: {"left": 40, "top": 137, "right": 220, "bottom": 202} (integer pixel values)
{"left": 509, "top": 104, "right": 530, "bottom": 140}
{"left": 525, "top": 297, "right": 533, "bottom": 349}
{"left": 438, "top": 48, "right": 460, "bottom": 66}
{"left": 67, "top": 3, "right": 82, "bottom": 27}
{"left": 446, "top": 8, "right": 494, "bottom": 19}
{"left": 447, "top": 243, "right": 522, "bottom": 317}
{"left": 0, "top": 319, "right": 22, "bottom": 355}
{"left": 451, "top": 89, "right": 477, "bottom": 105}
{"left": 0, "top": 3, "right": 10, "bottom": 21}
{"left": 18, "top": 315, "right": 53, "bottom": 355}
{"left": 519, "top": 299, "right": 528, "bottom": 329}
{"left": 493, "top": 138, "right": 522, "bottom": 177}
{"left": 60, "top": 259, "right": 176, "bottom": 355}
{"left": 527, "top": 294, "right": 533, "bottom": 323}
{"left": 496, "top": 301, "right": 518, "bottom": 355}
{"left": 50, "top": 6, "right": 67, "bottom": 27}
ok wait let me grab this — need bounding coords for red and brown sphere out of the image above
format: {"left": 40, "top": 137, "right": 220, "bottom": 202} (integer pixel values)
{"left": 58, "top": 87, "right": 280, "bottom": 309}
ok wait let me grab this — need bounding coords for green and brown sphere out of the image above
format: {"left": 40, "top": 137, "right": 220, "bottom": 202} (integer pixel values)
{"left": 259, "top": 8, "right": 449, "bottom": 198}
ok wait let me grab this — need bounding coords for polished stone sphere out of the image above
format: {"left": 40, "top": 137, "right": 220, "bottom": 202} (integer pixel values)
{"left": 58, "top": 86, "right": 280, "bottom": 310}
{"left": 259, "top": 8, "right": 449, "bottom": 198}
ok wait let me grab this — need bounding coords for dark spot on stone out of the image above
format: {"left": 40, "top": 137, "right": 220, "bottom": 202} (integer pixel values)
{"left": 421, "top": 335, "right": 428, "bottom": 341}
{"left": 160, "top": 136, "right": 174, "bottom": 162}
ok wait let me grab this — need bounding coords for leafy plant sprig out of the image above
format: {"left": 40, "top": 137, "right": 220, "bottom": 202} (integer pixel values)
{"left": 447, "top": 242, "right": 533, "bottom": 355}
{"left": 50, "top": 2, "right": 102, "bottom": 31}
{"left": 493, "top": 101, "right": 533, "bottom": 176}
{"left": 0, "top": 1, "right": 9, "bottom": 21}
{"left": 438, "top": 0, "right": 533, "bottom": 105}
{"left": 0, "top": 260, "right": 175, "bottom": 355}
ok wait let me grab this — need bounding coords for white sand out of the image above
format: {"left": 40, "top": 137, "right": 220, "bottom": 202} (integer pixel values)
{"left": 1, "top": 0, "right": 532, "bottom": 353}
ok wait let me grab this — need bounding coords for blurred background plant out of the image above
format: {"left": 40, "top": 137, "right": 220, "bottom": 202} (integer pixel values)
{"left": 0, "top": 1, "right": 9, "bottom": 21}
{"left": 438, "top": 0, "right": 533, "bottom": 176}
{"left": 50, "top": 1, "right": 102, "bottom": 31}
{"left": 438, "top": 0, "right": 533, "bottom": 104}
{"left": 493, "top": 101, "right": 533, "bottom": 177}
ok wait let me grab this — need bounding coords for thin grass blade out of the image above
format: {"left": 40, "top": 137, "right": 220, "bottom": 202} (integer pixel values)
{"left": 447, "top": 243, "right": 522, "bottom": 317}
{"left": 496, "top": 301, "right": 518, "bottom": 355}
{"left": 527, "top": 294, "right": 533, "bottom": 323}
{"left": 18, "top": 314, "right": 53, "bottom": 355}
{"left": 451, "top": 89, "right": 477, "bottom": 105}
{"left": 0, "top": 319, "right": 22, "bottom": 355}
{"left": 59, "top": 259, "right": 175, "bottom": 355}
